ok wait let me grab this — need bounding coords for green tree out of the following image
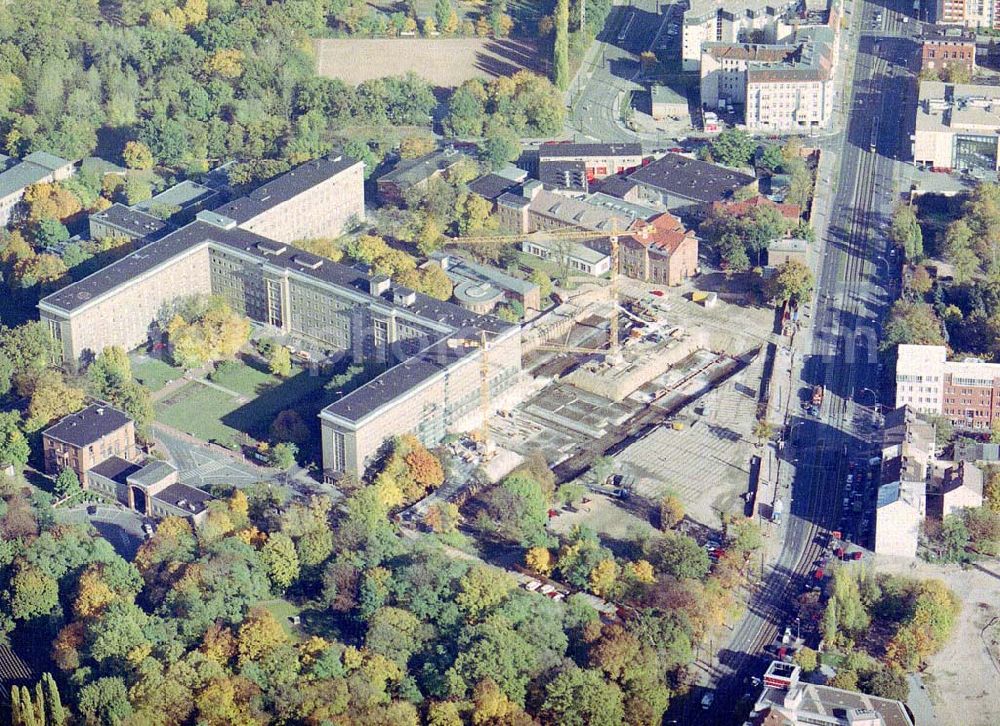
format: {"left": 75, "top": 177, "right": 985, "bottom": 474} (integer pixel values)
{"left": 890, "top": 204, "right": 923, "bottom": 261}
{"left": 553, "top": 0, "right": 570, "bottom": 90}
{"left": 794, "top": 646, "right": 818, "bottom": 672}
{"left": 6, "top": 565, "right": 58, "bottom": 621}
{"left": 710, "top": 129, "right": 757, "bottom": 168}
{"left": 122, "top": 140, "right": 154, "bottom": 170}
{"left": 645, "top": 532, "right": 710, "bottom": 580}
{"left": 268, "top": 442, "right": 297, "bottom": 469}
{"left": 541, "top": 666, "right": 625, "bottom": 726}
{"left": 859, "top": 666, "right": 909, "bottom": 702}
{"left": 480, "top": 472, "right": 549, "bottom": 547}
{"left": 78, "top": 677, "right": 133, "bottom": 726}
{"left": 766, "top": 259, "right": 814, "bottom": 304}
{"left": 435, "top": 0, "right": 453, "bottom": 31}
{"left": 0, "top": 411, "right": 30, "bottom": 468}
{"left": 53, "top": 467, "right": 80, "bottom": 498}
{"left": 482, "top": 122, "right": 520, "bottom": 170}
{"left": 33, "top": 218, "right": 70, "bottom": 249}
{"left": 880, "top": 300, "right": 945, "bottom": 351}
{"left": 260, "top": 532, "right": 300, "bottom": 592}
{"left": 759, "top": 144, "right": 785, "bottom": 172}
{"left": 268, "top": 345, "right": 292, "bottom": 376}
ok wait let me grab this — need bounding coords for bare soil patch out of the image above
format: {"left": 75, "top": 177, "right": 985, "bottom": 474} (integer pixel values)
{"left": 314, "top": 37, "right": 544, "bottom": 87}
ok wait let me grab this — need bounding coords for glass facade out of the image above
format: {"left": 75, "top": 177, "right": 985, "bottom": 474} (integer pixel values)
{"left": 953, "top": 134, "right": 998, "bottom": 173}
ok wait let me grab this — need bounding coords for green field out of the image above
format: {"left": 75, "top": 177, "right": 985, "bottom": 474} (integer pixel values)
{"left": 261, "top": 598, "right": 305, "bottom": 642}
{"left": 154, "top": 360, "right": 332, "bottom": 455}
{"left": 132, "top": 356, "right": 184, "bottom": 392}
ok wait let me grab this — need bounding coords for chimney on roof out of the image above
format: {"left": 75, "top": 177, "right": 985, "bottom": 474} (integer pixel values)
{"left": 97, "top": 407, "right": 104, "bottom": 415}
{"left": 393, "top": 287, "right": 416, "bottom": 307}
{"left": 523, "top": 180, "right": 543, "bottom": 199}
{"left": 367, "top": 275, "right": 391, "bottom": 296}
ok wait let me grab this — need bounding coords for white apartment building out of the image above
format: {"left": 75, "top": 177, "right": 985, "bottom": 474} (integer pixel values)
{"left": 933, "top": 0, "right": 1000, "bottom": 28}
{"left": 894, "top": 344, "right": 947, "bottom": 416}
{"left": 681, "top": 0, "right": 791, "bottom": 71}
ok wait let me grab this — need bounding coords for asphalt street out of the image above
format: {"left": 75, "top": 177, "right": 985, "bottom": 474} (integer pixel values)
{"left": 567, "top": 0, "right": 676, "bottom": 145}
{"left": 689, "top": 0, "right": 919, "bottom": 721}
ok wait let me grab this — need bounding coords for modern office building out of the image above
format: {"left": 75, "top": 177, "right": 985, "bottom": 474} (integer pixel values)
{"left": 39, "top": 156, "right": 521, "bottom": 480}
{"left": 912, "top": 81, "right": 1000, "bottom": 171}
{"left": 894, "top": 343, "right": 1000, "bottom": 430}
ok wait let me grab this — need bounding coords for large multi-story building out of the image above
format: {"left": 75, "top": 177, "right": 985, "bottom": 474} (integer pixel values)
{"left": 39, "top": 156, "right": 521, "bottom": 479}
{"left": 893, "top": 343, "right": 1000, "bottom": 431}
{"left": 681, "top": 0, "right": 793, "bottom": 72}
{"left": 376, "top": 147, "right": 471, "bottom": 206}
{"left": 496, "top": 181, "right": 650, "bottom": 235}
{"left": 211, "top": 155, "right": 364, "bottom": 243}
{"left": 930, "top": 0, "right": 1000, "bottom": 28}
{"left": 912, "top": 81, "right": 1000, "bottom": 172}
{"left": 624, "top": 153, "right": 757, "bottom": 219}
{"left": 701, "top": 27, "right": 838, "bottom": 131}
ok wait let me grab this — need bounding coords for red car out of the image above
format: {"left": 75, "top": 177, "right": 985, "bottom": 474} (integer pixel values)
{"left": 851, "top": 551, "right": 863, "bottom": 561}
{"left": 650, "top": 290, "right": 665, "bottom": 297}
{"left": 813, "top": 568, "right": 824, "bottom": 580}
{"left": 834, "top": 547, "right": 845, "bottom": 559}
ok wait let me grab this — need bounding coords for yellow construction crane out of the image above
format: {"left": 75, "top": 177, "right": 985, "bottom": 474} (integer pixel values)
{"left": 448, "top": 218, "right": 649, "bottom": 359}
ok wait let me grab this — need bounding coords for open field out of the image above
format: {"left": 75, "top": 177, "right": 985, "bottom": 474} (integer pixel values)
{"left": 315, "top": 38, "right": 544, "bottom": 86}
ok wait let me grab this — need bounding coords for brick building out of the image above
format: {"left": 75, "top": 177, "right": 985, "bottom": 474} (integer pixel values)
{"left": 619, "top": 213, "right": 699, "bottom": 286}
{"left": 42, "top": 403, "right": 137, "bottom": 482}
{"left": 39, "top": 156, "right": 522, "bottom": 480}
{"left": 920, "top": 25, "right": 976, "bottom": 77}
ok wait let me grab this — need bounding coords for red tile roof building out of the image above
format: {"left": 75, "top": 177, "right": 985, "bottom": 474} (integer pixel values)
{"left": 710, "top": 195, "right": 802, "bottom": 223}
{"left": 619, "top": 213, "right": 699, "bottom": 286}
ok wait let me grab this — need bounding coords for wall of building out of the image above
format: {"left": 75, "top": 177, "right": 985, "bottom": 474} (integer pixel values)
{"left": 746, "top": 79, "right": 833, "bottom": 131}
{"left": 912, "top": 129, "right": 960, "bottom": 168}
{"left": 875, "top": 501, "right": 921, "bottom": 558}
{"left": 44, "top": 422, "right": 137, "bottom": 481}
{"left": 321, "top": 328, "right": 523, "bottom": 476}
{"left": 42, "top": 245, "right": 213, "bottom": 363}
{"left": 238, "top": 161, "right": 365, "bottom": 243}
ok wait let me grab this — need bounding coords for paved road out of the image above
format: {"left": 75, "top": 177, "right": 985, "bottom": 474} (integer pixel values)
{"left": 567, "top": 0, "right": 676, "bottom": 145}
{"left": 687, "top": 0, "right": 919, "bottom": 721}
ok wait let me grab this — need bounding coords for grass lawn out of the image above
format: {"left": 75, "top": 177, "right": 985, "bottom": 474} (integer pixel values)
{"left": 155, "top": 382, "right": 242, "bottom": 445}
{"left": 132, "top": 356, "right": 184, "bottom": 393}
{"left": 261, "top": 598, "right": 304, "bottom": 642}
{"left": 209, "top": 359, "right": 279, "bottom": 398}
{"left": 155, "top": 360, "right": 333, "bottom": 457}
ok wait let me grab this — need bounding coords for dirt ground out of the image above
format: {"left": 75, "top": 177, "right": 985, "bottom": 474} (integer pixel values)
{"left": 873, "top": 556, "right": 1000, "bottom": 725}
{"left": 314, "top": 38, "right": 542, "bottom": 87}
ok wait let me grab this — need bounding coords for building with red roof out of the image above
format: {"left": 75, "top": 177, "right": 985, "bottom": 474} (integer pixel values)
{"left": 619, "top": 212, "right": 699, "bottom": 286}
{"left": 710, "top": 195, "right": 802, "bottom": 223}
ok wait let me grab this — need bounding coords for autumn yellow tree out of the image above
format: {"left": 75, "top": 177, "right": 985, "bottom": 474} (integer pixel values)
{"left": 525, "top": 546, "right": 553, "bottom": 575}
{"left": 589, "top": 558, "right": 618, "bottom": 596}
{"left": 236, "top": 608, "right": 288, "bottom": 666}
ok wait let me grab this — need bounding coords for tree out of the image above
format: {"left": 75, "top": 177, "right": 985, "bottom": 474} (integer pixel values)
{"left": 710, "top": 129, "right": 757, "bottom": 168}
{"left": 78, "top": 677, "right": 133, "bottom": 726}
{"left": 588, "top": 558, "right": 618, "bottom": 596}
{"left": 479, "top": 472, "right": 549, "bottom": 547}
{"left": 268, "top": 442, "right": 298, "bottom": 469}
{"left": 909, "top": 265, "right": 933, "bottom": 296}
{"left": 646, "top": 532, "right": 710, "bottom": 580}
{"left": 553, "top": 0, "right": 570, "bottom": 90}
{"left": 659, "top": 494, "right": 684, "bottom": 530}
{"left": 760, "top": 144, "right": 785, "bottom": 172}
{"left": 525, "top": 546, "right": 553, "bottom": 575}
{"left": 767, "top": 259, "right": 814, "bottom": 304}
{"left": 33, "top": 218, "right": 70, "bottom": 249}
{"left": 435, "top": 0, "right": 452, "bottom": 30}
{"left": 237, "top": 608, "right": 287, "bottom": 665}
{"left": 261, "top": 532, "right": 300, "bottom": 592}
{"left": 794, "top": 646, "right": 818, "bottom": 672}
{"left": 7, "top": 565, "right": 58, "bottom": 621}
{"left": 399, "top": 136, "right": 437, "bottom": 159}
{"left": 24, "top": 369, "right": 86, "bottom": 432}
{"left": 270, "top": 410, "right": 310, "bottom": 447}
{"left": 268, "top": 345, "right": 292, "bottom": 376}
{"left": 890, "top": 204, "right": 923, "bottom": 261}
{"left": 541, "top": 666, "right": 625, "bottom": 726}
{"left": 482, "top": 123, "right": 520, "bottom": 170}
{"left": 0, "top": 411, "right": 29, "bottom": 468}
{"left": 122, "top": 140, "right": 154, "bottom": 170}
{"left": 124, "top": 175, "right": 153, "bottom": 205}
{"left": 880, "top": 300, "right": 945, "bottom": 351}
{"left": 530, "top": 268, "right": 553, "bottom": 300}
{"left": 53, "top": 467, "right": 80, "bottom": 499}
{"left": 859, "top": 666, "right": 909, "bottom": 702}
{"left": 753, "top": 420, "right": 774, "bottom": 443}
{"left": 556, "top": 482, "right": 585, "bottom": 507}
{"left": 456, "top": 565, "right": 514, "bottom": 621}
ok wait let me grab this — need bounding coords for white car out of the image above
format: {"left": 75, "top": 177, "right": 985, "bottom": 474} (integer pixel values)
{"left": 701, "top": 692, "right": 715, "bottom": 710}
{"left": 524, "top": 580, "right": 541, "bottom": 592}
